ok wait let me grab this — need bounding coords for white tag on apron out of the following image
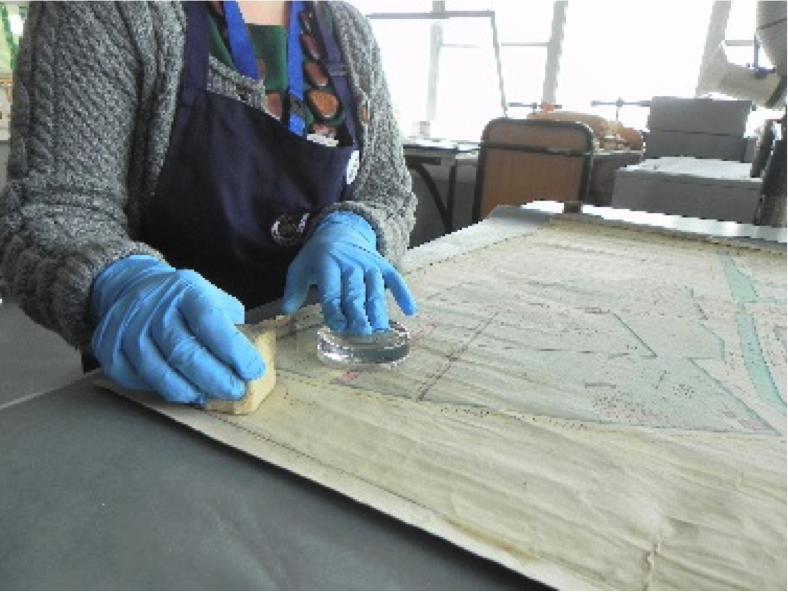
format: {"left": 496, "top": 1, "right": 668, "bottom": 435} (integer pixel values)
{"left": 346, "top": 150, "right": 360, "bottom": 185}
{"left": 307, "top": 133, "right": 338, "bottom": 147}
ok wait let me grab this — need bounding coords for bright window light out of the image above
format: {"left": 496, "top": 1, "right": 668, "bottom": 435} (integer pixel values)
{"left": 557, "top": 1, "right": 714, "bottom": 130}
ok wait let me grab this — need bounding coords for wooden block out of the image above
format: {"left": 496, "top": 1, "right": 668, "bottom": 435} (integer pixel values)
{"left": 206, "top": 322, "right": 277, "bottom": 416}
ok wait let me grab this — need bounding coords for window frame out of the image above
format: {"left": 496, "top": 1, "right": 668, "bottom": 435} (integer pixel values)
{"left": 362, "top": 1, "right": 759, "bottom": 138}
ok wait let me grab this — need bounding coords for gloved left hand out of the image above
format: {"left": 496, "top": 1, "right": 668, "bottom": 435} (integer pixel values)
{"left": 281, "top": 211, "right": 417, "bottom": 334}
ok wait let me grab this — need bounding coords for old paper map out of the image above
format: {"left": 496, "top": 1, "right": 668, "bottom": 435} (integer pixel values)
{"left": 113, "top": 215, "right": 787, "bottom": 590}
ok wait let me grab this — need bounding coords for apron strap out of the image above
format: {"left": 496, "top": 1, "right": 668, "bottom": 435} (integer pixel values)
{"left": 220, "top": 1, "right": 307, "bottom": 136}
{"left": 185, "top": 1, "right": 355, "bottom": 147}
{"left": 286, "top": 1, "right": 307, "bottom": 135}
{"left": 183, "top": 2, "right": 211, "bottom": 91}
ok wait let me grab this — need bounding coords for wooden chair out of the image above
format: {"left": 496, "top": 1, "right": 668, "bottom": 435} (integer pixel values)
{"left": 472, "top": 118, "right": 595, "bottom": 222}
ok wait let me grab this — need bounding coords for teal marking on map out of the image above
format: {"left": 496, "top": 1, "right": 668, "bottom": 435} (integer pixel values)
{"left": 720, "top": 253, "right": 786, "bottom": 413}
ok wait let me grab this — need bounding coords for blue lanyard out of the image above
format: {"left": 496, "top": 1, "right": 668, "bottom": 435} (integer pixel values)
{"left": 222, "top": 1, "right": 305, "bottom": 135}
{"left": 221, "top": 1, "right": 259, "bottom": 80}
{"left": 286, "top": 1, "right": 305, "bottom": 135}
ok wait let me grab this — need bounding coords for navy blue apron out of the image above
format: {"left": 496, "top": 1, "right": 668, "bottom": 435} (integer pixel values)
{"left": 140, "top": 1, "right": 358, "bottom": 308}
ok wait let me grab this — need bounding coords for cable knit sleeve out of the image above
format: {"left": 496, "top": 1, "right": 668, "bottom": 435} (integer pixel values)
{"left": 324, "top": 2, "right": 417, "bottom": 264}
{"left": 0, "top": 2, "right": 164, "bottom": 350}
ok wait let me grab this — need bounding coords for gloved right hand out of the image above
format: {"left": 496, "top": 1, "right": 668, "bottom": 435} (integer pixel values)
{"left": 90, "top": 255, "right": 264, "bottom": 406}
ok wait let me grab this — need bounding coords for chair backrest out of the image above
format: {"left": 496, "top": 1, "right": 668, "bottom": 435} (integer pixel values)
{"left": 472, "top": 118, "right": 595, "bottom": 222}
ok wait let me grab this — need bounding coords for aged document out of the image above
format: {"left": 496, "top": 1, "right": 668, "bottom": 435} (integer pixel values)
{"left": 109, "top": 216, "right": 787, "bottom": 590}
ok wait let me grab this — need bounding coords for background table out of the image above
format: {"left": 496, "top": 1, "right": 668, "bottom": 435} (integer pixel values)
{"left": 404, "top": 140, "right": 479, "bottom": 234}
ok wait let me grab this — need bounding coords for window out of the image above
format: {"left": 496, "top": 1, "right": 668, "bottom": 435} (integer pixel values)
{"left": 350, "top": 1, "right": 764, "bottom": 137}
{"left": 431, "top": 13, "right": 506, "bottom": 140}
{"left": 363, "top": 14, "right": 435, "bottom": 130}
{"left": 557, "top": 1, "right": 714, "bottom": 131}
{"left": 363, "top": 6, "right": 511, "bottom": 141}
{"left": 443, "top": 0, "right": 556, "bottom": 110}
{"left": 351, "top": 0, "right": 558, "bottom": 141}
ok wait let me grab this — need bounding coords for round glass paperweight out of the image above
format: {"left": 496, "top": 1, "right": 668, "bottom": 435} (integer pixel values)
{"left": 316, "top": 321, "right": 410, "bottom": 371}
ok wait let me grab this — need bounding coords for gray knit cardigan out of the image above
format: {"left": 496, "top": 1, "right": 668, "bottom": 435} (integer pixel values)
{"left": 0, "top": 1, "right": 416, "bottom": 352}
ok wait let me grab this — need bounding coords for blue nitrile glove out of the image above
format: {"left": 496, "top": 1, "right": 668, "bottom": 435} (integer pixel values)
{"left": 281, "top": 211, "right": 417, "bottom": 334}
{"left": 90, "top": 255, "right": 265, "bottom": 406}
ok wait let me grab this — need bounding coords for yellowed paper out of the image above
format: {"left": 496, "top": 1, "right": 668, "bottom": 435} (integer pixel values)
{"left": 107, "top": 217, "right": 787, "bottom": 590}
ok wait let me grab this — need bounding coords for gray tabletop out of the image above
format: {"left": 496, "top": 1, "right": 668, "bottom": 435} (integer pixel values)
{"left": 0, "top": 375, "right": 539, "bottom": 590}
{"left": 1, "top": 203, "right": 783, "bottom": 590}
{"left": 0, "top": 212, "right": 550, "bottom": 591}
